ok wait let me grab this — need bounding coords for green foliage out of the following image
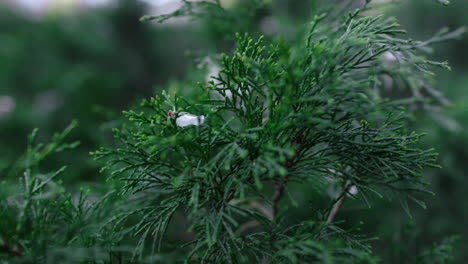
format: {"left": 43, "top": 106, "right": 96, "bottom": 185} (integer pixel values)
{"left": 1, "top": 124, "right": 82, "bottom": 260}
{"left": 92, "top": 2, "right": 457, "bottom": 262}
{"left": 0, "top": 0, "right": 206, "bottom": 182}
{"left": 349, "top": 0, "right": 468, "bottom": 262}
{"left": 0, "top": 0, "right": 464, "bottom": 263}
{"left": 141, "top": 0, "right": 268, "bottom": 41}
{"left": 416, "top": 236, "right": 459, "bottom": 264}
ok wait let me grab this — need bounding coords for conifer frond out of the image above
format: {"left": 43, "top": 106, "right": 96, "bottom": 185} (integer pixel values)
{"left": 95, "top": 3, "right": 459, "bottom": 262}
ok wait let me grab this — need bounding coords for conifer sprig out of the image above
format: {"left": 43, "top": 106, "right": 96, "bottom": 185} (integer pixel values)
{"left": 94, "top": 3, "right": 457, "bottom": 262}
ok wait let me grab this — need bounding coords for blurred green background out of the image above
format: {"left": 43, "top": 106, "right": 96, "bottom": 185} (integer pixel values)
{"left": 362, "top": 1, "right": 468, "bottom": 262}
{"left": 0, "top": 0, "right": 466, "bottom": 262}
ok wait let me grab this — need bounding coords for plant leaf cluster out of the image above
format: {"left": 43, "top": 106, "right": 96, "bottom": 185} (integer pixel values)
{"left": 0, "top": 0, "right": 462, "bottom": 263}
{"left": 93, "top": 3, "right": 456, "bottom": 263}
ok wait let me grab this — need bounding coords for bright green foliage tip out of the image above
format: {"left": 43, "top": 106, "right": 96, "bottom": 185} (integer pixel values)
{"left": 435, "top": 0, "right": 450, "bottom": 6}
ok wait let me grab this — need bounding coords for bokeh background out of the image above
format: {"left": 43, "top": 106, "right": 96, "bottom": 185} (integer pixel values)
{"left": 0, "top": 0, "right": 466, "bottom": 262}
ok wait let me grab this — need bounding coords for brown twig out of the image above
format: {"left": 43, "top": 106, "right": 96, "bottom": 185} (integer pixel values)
{"left": 217, "top": 189, "right": 235, "bottom": 212}
{"left": 237, "top": 220, "right": 261, "bottom": 235}
{"left": 271, "top": 180, "right": 284, "bottom": 218}
{"left": 326, "top": 185, "right": 351, "bottom": 224}
{"left": 226, "top": 190, "right": 235, "bottom": 202}
{"left": 235, "top": 200, "right": 273, "bottom": 234}
{"left": 326, "top": 193, "right": 346, "bottom": 224}
{"left": 250, "top": 200, "right": 273, "bottom": 220}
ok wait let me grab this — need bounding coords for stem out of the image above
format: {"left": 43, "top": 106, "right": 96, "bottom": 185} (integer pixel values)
{"left": 326, "top": 185, "right": 352, "bottom": 224}
{"left": 326, "top": 193, "right": 347, "bottom": 224}
{"left": 237, "top": 220, "right": 260, "bottom": 235}
{"left": 235, "top": 200, "right": 272, "bottom": 235}
{"left": 271, "top": 180, "right": 284, "bottom": 218}
{"left": 250, "top": 200, "right": 273, "bottom": 220}
{"left": 217, "top": 189, "right": 235, "bottom": 212}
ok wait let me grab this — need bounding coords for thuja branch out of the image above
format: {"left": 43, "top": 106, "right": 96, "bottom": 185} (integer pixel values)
{"left": 95, "top": 4, "right": 457, "bottom": 261}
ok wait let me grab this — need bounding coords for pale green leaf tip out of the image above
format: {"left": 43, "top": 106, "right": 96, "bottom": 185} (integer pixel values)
{"left": 140, "top": 15, "right": 152, "bottom": 22}
{"left": 437, "top": 0, "right": 450, "bottom": 6}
